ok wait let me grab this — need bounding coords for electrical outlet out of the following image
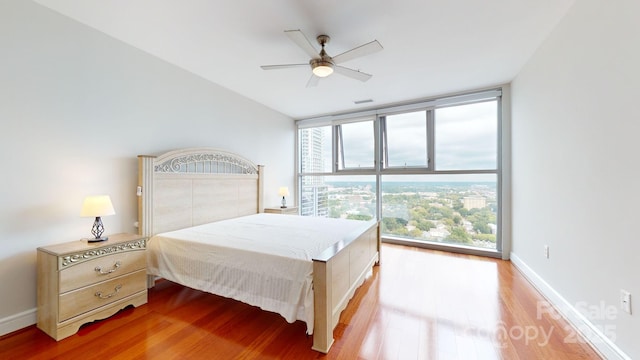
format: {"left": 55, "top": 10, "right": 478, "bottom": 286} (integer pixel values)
{"left": 544, "top": 245, "right": 550, "bottom": 259}
{"left": 621, "top": 290, "right": 632, "bottom": 314}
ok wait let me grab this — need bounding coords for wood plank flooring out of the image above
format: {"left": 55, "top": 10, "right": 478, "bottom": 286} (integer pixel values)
{"left": 0, "top": 244, "right": 602, "bottom": 359}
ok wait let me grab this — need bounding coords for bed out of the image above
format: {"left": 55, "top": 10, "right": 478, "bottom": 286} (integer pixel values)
{"left": 137, "top": 148, "right": 380, "bottom": 353}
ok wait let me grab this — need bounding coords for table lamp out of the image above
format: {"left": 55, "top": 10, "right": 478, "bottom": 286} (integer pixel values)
{"left": 278, "top": 187, "right": 289, "bottom": 208}
{"left": 80, "top": 195, "right": 116, "bottom": 242}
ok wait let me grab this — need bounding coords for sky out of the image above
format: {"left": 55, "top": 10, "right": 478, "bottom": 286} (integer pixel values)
{"left": 434, "top": 100, "right": 497, "bottom": 170}
{"left": 304, "top": 99, "right": 498, "bottom": 175}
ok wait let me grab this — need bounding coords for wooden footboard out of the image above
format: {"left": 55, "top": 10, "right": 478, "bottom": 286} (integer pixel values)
{"left": 312, "top": 220, "right": 380, "bottom": 353}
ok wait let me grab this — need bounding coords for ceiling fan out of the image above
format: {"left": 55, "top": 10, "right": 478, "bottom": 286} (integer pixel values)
{"left": 260, "top": 30, "right": 383, "bottom": 87}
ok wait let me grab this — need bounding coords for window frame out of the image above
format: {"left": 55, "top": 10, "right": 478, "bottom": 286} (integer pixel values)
{"left": 432, "top": 101, "right": 500, "bottom": 172}
{"left": 296, "top": 88, "right": 504, "bottom": 257}
{"left": 380, "top": 109, "right": 433, "bottom": 172}
{"left": 333, "top": 117, "right": 377, "bottom": 173}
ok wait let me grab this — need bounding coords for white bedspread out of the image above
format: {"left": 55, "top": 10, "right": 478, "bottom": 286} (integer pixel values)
{"left": 146, "top": 213, "right": 371, "bottom": 334}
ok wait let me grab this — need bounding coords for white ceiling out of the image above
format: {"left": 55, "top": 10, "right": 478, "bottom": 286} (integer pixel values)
{"left": 34, "top": 0, "right": 575, "bottom": 119}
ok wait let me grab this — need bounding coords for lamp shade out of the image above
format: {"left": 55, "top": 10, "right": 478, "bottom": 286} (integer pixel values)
{"left": 278, "top": 187, "right": 290, "bottom": 197}
{"left": 80, "top": 195, "right": 116, "bottom": 217}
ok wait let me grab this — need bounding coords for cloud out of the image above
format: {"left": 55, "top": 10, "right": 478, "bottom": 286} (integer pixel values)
{"left": 435, "top": 101, "right": 497, "bottom": 170}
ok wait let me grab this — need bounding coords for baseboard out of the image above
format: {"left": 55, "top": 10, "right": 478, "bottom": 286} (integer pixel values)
{"left": 510, "top": 252, "right": 631, "bottom": 360}
{"left": 0, "top": 308, "right": 36, "bottom": 337}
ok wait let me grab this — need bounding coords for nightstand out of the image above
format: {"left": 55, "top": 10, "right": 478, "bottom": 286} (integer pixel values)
{"left": 36, "top": 233, "right": 148, "bottom": 340}
{"left": 264, "top": 206, "right": 299, "bottom": 215}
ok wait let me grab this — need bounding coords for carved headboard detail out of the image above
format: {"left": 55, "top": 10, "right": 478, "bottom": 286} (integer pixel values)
{"left": 137, "top": 148, "right": 264, "bottom": 236}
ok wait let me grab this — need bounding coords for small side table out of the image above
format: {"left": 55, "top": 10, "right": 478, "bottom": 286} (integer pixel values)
{"left": 264, "top": 206, "right": 299, "bottom": 215}
{"left": 37, "top": 233, "right": 147, "bottom": 340}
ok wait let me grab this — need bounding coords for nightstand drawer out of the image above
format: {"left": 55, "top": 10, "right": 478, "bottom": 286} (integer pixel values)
{"left": 58, "top": 269, "right": 146, "bottom": 322}
{"left": 59, "top": 250, "right": 145, "bottom": 293}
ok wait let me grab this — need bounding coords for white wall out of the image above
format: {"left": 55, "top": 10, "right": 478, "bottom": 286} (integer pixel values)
{"left": 512, "top": 0, "right": 639, "bottom": 358}
{"left": 0, "top": 0, "right": 294, "bottom": 334}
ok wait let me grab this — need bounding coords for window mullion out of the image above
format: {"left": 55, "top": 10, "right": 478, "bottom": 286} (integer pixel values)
{"left": 379, "top": 116, "right": 387, "bottom": 170}
{"left": 427, "top": 109, "right": 435, "bottom": 171}
{"left": 335, "top": 125, "right": 342, "bottom": 172}
{"left": 375, "top": 116, "right": 382, "bottom": 221}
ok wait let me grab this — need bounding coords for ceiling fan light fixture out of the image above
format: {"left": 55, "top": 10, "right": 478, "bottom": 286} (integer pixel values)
{"left": 311, "top": 59, "right": 334, "bottom": 77}
{"left": 313, "top": 65, "right": 333, "bottom": 77}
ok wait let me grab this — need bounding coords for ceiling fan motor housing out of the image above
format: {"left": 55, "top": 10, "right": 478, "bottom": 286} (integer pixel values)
{"left": 310, "top": 35, "right": 334, "bottom": 77}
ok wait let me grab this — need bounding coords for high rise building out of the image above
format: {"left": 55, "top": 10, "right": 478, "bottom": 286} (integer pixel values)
{"left": 299, "top": 128, "right": 329, "bottom": 217}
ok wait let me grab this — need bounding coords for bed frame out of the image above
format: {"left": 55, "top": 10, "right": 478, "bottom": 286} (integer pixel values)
{"left": 137, "top": 148, "right": 380, "bottom": 353}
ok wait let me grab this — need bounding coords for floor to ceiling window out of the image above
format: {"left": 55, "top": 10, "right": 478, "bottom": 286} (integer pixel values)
{"left": 297, "top": 89, "right": 503, "bottom": 256}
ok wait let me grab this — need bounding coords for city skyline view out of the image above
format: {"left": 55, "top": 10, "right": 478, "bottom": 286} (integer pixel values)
{"left": 301, "top": 179, "right": 498, "bottom": 249}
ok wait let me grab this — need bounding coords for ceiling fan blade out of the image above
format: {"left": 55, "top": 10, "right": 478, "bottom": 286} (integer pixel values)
{"left": 334, "top": 66, "right": 373, "bottom": 82}
{"left": 306, "top": 75, "right": 320, "bottom": 87}
{"left": 285, "top": 30, "right": 320, "bottom": 59}
{"left": 332, "top": 40, "right": 383, "bottom": 64}
{"left": 261, "top": 64, "right": 309, "bottom": 70}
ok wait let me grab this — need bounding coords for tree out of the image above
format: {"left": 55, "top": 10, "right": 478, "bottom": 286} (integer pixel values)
{"left": 468, "top": 208, "right": 496, "bottom": 234}
{"left": 409, "top": 228, "right": 423, "bottom": 238}
{"left": 428, "top": 206, "right": 453, "bottom": 220}
{"left": 382, "top": 217, "right": 408, "bottom": 235}
{"left": 347, "top": 214, "right": 372, "bottom": 221}
{"left": 409, "top": 206, "right": 428, "bottom": 219}
{"left": 448, "top": 226, "right": 472, "bottom": 244}
{"left": 473, "top": 234, "right": 496, "bottom": 243}
{"left": 416, "top": 219, "right": 435, "bottom": 231}
{"left": 473, "top": 222, "right": 491, "bottom": 234}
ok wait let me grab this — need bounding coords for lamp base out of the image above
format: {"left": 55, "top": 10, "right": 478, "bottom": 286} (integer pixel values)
{"left": 88, "top": 237, "right": 109, "bottom": 243}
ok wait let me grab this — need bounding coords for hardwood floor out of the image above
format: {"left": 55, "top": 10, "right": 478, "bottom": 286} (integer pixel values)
{"left": 1, "top": 244, "right": 602, "bottom": 359}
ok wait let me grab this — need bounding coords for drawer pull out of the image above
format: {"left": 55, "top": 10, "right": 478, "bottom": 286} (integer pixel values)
{"left": 95, "top": 284, "right": 122, "bottom": 299}
{"left": 95, "top": 261, "right": 121, "bottom": 275}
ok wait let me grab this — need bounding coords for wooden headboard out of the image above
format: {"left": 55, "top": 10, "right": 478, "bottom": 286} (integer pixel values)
{"left": 137, "top": 148, "right": 264, "bottom": 237}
